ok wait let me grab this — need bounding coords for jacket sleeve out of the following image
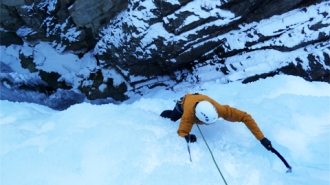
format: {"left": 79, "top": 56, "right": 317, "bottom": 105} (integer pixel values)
{"left": 177, "top": 114, "right": 194, "bottom": 137}
{"left": 217, "top": 105, "right": 265, "bottom": 140}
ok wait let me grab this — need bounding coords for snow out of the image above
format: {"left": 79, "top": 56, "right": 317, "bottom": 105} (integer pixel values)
{"left": 1, "top": 1, "right": 330, "bottom": 184}
{"left": 100, "top": 68, "right": 125, "bottom": 87}
{"left": 16, "top": 26, "right": 37, "bottom": 37}
{"left": 98, "top": 84, "right": 107, "bottom": 92}
{"left": 1, "top": 45, "right": 31, "bottom": 74}
{"left": 61, "top": 24, "right": 81, "bottom": 42}
{"left": 1, "top": 75, "right": 329, "bottom": 185}
{"left": 140, "top": 23, "right": 172, "bottom": 48}
{"left": 37, "top": 0, "right": 57, "bottom": 14}
{"left": 32, "top": 42, "right": 79, "bottom": 74}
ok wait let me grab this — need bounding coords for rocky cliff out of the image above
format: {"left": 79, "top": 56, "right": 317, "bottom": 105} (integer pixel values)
{"left": 1, "top": 0, "right": 329, "bottom": 109}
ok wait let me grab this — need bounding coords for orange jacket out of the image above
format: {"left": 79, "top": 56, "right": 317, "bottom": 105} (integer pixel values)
{"left": 177, "top": 94, "right": 265, "bottom": 140}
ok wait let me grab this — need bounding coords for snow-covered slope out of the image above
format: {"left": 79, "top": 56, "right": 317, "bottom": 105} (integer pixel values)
{"left": 1, "top": 75, "right": 329, "bottom": 185}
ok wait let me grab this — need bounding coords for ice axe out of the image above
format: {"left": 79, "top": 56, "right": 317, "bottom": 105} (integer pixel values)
{"left": 185, "top": 134, "right": 197, "bottom": 162}
{"left": 186, "top": 141, "right": 192, "bottom": 162}
{"left": 270, "top": 146, "right": 292, "bottom": 173}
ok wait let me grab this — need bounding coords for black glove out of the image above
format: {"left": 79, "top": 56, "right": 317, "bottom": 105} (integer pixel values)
{"left": 185, "top": 134, "right": 197, "bottom": 143}
{"left": 260, "top": 137, "right": 272, "bottom": 150}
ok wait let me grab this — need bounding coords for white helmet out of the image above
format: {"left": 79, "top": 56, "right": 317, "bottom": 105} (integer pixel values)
{"left": 195, "top": 101, "right": 218, "bottom": 123}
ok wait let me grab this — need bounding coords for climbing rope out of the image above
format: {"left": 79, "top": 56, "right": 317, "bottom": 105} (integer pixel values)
{"left": 197, "top": 125, "right": 228, "bottom": 185}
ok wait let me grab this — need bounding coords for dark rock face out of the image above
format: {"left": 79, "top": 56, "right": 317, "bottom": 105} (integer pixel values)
{"left": 95, "top": 0, "right": 329, "bottom": 86}
{"left": 39, "top": 70, "right": 71, "bottom": 93}
{"left": 1, "top": 0, "right": 127, "bottom": 51}
{"left": 69, "top": 0, "right": 128, "bottom": 33}
{"left": 78, "top": 70, "right": 127, "bottom": 101}
{"left": 0, "top": 31, "right": 23, "bottom": 46}
{"left": 0, "top": 0, "right": 329, "bottom": 106}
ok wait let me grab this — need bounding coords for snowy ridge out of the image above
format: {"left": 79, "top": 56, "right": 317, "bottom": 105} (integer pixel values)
{"left": 94, "top": 1, "right": 329, "bottom": 89}
{"left": 188, "top": 2, "right": 330, "bottom": 83}
{"left": 1, "top": 75, "right": 329, "bottom": 185}
{"left": 191, "top": 40, "right": 330, "bottom": 83}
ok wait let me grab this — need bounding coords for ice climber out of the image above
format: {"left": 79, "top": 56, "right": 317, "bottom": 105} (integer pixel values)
{"left": 160, "top": 93, "right": 272, "bottom": 150}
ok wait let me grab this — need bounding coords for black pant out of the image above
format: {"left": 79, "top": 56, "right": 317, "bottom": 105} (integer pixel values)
{"left": 160, "top": 103, "right": 183, "bottom": 122}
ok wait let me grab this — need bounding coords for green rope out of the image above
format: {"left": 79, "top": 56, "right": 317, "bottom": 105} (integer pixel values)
{"left": 197, "top": 125, "right": 228, "bottom": 185}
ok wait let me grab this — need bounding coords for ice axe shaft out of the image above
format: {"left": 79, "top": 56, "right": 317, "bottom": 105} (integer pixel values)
{"left": 187, "top": 142, "right": 192, "bottom": 162}
{"left": 270, "top": 147, "right": 292, "bottom": 173}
